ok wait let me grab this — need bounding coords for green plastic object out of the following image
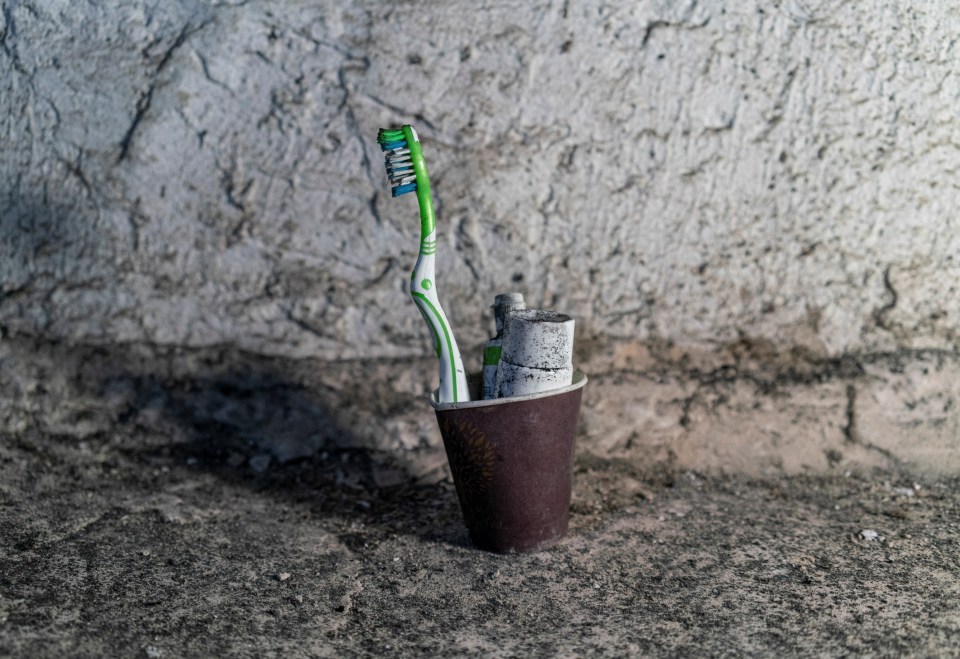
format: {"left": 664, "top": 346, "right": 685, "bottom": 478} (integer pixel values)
{"left": 377, "top": 124, "right": 469, "bottom": 403}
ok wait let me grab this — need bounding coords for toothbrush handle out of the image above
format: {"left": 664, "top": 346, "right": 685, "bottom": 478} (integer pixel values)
{"left": 410, "top": 244, "right": 469, "bottom": 402}
{"left": 411, "top": 290, "right": 469, "bottom": 403}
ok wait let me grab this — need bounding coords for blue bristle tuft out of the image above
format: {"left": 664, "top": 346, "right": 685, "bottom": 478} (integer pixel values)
{"left": 380, "top": 140, "right": 407, "bottom": 151}
{"left": 392, "top": 183, "right": 417, "bottom": 197}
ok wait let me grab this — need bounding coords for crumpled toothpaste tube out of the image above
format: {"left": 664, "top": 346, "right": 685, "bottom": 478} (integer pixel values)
{"left": 482, "top": 292, "right": 526, "bottom": 400}
{"left": 494, "top": 309, "right": 575, "bottom": 398}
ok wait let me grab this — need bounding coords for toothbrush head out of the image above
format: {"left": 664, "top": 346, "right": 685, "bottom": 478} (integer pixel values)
{"left": 376, "top": 123, "right": 436, "bottom": 242}
{"left": 377, "top": 125, "right": 422, "bottom": 198}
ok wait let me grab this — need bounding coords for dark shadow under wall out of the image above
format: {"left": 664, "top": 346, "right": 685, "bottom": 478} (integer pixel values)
{"left": 0, "top": 334, "right": 469, "bottom": 547}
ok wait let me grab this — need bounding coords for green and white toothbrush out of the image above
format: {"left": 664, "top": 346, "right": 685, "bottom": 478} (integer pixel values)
{"left": 377, "top": 125, "right": 470, "bottom": 403}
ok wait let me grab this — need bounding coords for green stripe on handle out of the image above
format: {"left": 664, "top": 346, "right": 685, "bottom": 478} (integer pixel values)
{"left": 412, "top": 291, "right": 459, "bottom": 402}
{"left": 420, "top": 238, "right": 436, "bottom": 255}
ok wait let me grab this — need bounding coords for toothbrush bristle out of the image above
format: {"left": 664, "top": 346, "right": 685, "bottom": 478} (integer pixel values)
{"left": 378, "top": 126, "right": 417, "bottom": 197}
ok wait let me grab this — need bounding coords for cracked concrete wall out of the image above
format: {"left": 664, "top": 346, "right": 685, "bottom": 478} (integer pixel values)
{"left": 2, "top": 1, "right": 959, "bottom": 473}
{"left": 3, "top": 0, "right": 959, "bottom": 360}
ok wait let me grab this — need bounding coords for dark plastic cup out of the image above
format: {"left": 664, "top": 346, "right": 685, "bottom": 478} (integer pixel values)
{"left": 430, "top": 371, "right": 587, "bottom": 553}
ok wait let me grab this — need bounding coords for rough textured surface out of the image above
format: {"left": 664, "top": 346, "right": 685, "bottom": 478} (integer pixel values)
{"left": 3, "top": 0, "right": 958, "bottom": 473}
{"left": 2, "top": 333, "right": 959, "bottom": 485}
{"left": 5, "top": 3, "right": 960, "bottom": 654}
{"left": 3, "top": 424, "right": 960, "bottom": 657}
{"left": 3, "top": 0, "right": 959, "bottom": 359}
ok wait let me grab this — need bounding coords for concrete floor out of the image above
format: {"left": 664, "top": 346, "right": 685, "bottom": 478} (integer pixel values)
{"left": 3, "top": 425, "right": 959, "bottom": 657}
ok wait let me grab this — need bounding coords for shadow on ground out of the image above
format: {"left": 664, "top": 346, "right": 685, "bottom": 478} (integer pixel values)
{"left": 2, "top": 335, "right": 471, "bottom": 547}
{"left": 110, "top": 356, "right": 470, "bottom": 548}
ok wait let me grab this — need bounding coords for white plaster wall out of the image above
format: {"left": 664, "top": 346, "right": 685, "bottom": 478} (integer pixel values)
{"left": 2, "top": 0, "right": 959, "bottom": 363}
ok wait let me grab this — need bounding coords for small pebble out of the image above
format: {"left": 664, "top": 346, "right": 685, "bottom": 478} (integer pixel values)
{"left": 279, "top": 572, "right": 291, "bottom": 581}
{"left": 145, "top": 646, "right": 162, "bottom": 659}
{"left": 859, "top": 529, "right": 883, "bottom": 542}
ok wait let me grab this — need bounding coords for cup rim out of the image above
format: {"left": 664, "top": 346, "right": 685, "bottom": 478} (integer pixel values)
{"left": 429, "top": 370, "right": 587, "bottom": 411}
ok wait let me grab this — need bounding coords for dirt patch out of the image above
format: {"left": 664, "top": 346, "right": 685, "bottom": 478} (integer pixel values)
{"left": 2, "top": 337, "right": 959, "bottom": 655}
{"left": 2, "top": 424, "right": 959, "bottom": 657}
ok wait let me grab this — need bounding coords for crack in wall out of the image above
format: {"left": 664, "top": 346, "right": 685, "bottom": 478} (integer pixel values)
{"left": 0, "top": 0, "right": 29, "bottom": 75}
{"left": 117, "top": 20, "right": 212, "bottom": 163}
{"left": 874, "top": 265, "right": 899, "bottom": 331}
{"left": 840, "top": 377, "right": 905, "bottom": 468}
{"left": 842, "top": 383, "right": 856, "bottom": 442}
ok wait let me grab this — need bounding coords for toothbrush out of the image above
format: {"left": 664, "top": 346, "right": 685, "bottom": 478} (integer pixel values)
{"left": 377, "top": 124, "right": 470, "bottom": 403}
